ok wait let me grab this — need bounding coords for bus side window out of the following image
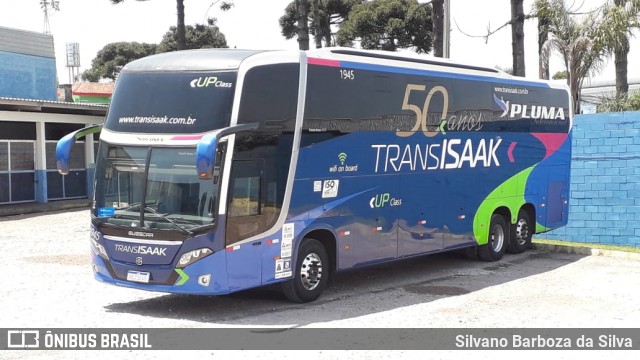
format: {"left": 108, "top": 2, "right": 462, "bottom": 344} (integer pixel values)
{"left": 229, "top": 176, "right": 260, "bottom": 217}
{"left": 226, "top": 159, "right": 266, "bottom": 245}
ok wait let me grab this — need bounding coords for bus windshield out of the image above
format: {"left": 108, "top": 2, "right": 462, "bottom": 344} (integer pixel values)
{"left": 104, "top": 70, "right": 237, "bottom": 134}
{"left": 93, "top": 144, "right": 221, "bottom": 232}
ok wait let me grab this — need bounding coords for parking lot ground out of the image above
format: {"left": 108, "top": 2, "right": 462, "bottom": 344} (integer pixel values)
{"left": 1, "top": 209, "right": 639, "bottom": 359}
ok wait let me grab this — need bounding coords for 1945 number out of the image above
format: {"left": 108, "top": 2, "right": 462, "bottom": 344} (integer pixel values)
{"left": 339, "top": 69, "right": 355, "bottom": 80}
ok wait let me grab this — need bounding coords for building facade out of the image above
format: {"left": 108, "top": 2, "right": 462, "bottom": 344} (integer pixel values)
{"left": 0, "top": 99, "right": 106, "bottom": 205}
{"left": 0, "top": 26, "right": 57, "bottom": 101}
{"left": 0, "top": 26, "right": 107, "bottom": 206}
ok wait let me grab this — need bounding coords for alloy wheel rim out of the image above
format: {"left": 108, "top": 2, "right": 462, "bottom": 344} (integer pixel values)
{"left": 300, "top": 252, "right": 322, "bottom": 291}
{"left": 491, "top": 224, "right": 505, "bottom": 252}
{"left": 515, "top": 218, "right": 529, "bottom": 245}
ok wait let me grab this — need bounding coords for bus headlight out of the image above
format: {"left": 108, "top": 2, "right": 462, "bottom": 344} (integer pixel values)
{"left": 177, "top": 248, "right": 213, "bottom": 268}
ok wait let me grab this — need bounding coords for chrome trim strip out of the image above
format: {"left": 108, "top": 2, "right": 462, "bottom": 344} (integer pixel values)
{"left": 215, "top": 51, "right": 302, "bottom": 217}
{"left": 217, "top": 54, "right": 251, "bottom": 215}
{"left": 228, "top": 50, "right": 307, "bottom": 247}
{"left": 103, "top": 235, "right": 183, "bottom": 246}
{"left": 99, "top": 128, "right": 205, "bottom": 146}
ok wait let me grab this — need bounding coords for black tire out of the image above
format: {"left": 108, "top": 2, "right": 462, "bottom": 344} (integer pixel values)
{"left": 507, "top": 209, "right": 533, "bottom": 254}
{"left": 478, "top": 214, "right": 508, "bottom": 262}
{"left": 281, "top": 238, "right": 329, "bottom": 303}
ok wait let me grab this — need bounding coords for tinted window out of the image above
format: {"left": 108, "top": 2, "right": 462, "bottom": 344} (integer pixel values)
{"left": 64, "top": 170, "right": 87, "bottom": 198}
{"left": 302, "top": 64, "right": 570, "bottom": 147}
{"left": 0, "top": 143, "right": 7, "bottom": 171}
{"left": 105, "top": 71, "right": 237, "bottom": 134}
{"left": 45, "top": 123, "right": 83, "bottom": 140}
{"left": 491, "top": 84, "right": 570, "bottom": 133}
{"left": 10, "top": 142, "right": 34, "bottom": 170}
{"left": 226, "top": 63, "right": 300, "bottom": 243}
{"left": 93, "top": 145, "right": 219, "bottom": 230}
{"left": 227, "top": 160, "right": 267, "bottom": 244}
{"left": 47, "top": 171, "right": 64, "bottom": 199}
{"left": 11, "top": 173, "right": 34, "bottom": 201}
{"left": 0, "top": 174, "right": 8, "bottom": 203}
{"left": 237, "top": 63, "right": 299, "bottom": 132}
{"left": 0, "top": 122, "right": 35, "bottom": 140}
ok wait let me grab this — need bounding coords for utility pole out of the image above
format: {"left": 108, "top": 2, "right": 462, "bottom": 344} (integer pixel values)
{"left": 41, "top": 0, "right": 60, "bottom": 35}
{"left": 443, "top": 0, "right": 450, "bottom": 58}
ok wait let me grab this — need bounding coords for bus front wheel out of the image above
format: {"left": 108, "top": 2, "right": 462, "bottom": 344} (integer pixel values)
{"left": 281, "top": 238, "right": 329, "bottom": 303}
{"left": 478, "top": 214, "right": 508, "bottom": 262}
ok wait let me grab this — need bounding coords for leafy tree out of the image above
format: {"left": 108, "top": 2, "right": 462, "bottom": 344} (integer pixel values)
{"left": 280, "top": 2, "right": 303, "bottom": 48}
{"left": 81, "top": 42, "right": 157, "bottom": 81}
{"left": 310, "top": 0, "right": 362, "bottom": 48}
{"left": 157, "top": 20, "right": 228, "bottom": 53}
{"left": 82, "top": 21, "right": 227, "bottom": 81}
{"left": 541, "top": 0, "right": 611, "bottom": 113}
{"left": 280, "top": 0, "right": 362, "bottom": 49}
{"left": 110, "top": 0, "right": 233, "bottom": 50}
{"left": 110, "top": 0, "right": 187, "bottom": 50}
{"left": 552, "top": 70, "right": 568, "bottom": 79}
{"left": 279, "top": 0, "right": 311, "bottom": 50}
{"left": 596, "top": 0, "right": 640, "bottom": 96}
{"left": 534, "top": 0, "right": 553, "bottom": 79}
{"left": 298, "top": 0, "right": 310, "bottom": 50}
{"left": 540, "top": 0, "right": 640, "bottom": 112}
{"left": 597, "top": 90, "right": 640, "bottom": 112}
{"left": 336, "top": 0, "right": 433, "bottom": 53}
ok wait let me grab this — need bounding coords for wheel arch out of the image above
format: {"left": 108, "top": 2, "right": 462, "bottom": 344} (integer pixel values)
{"left": 474, "top": 202, "right": 513, "bottom": 246}
{"left": 519, "top": 203, "right": 536, "bottom": 233}
{"left": 301, "top": 228, "right": 337, "bottom": 273}
{"left": 281, "top": 227, "right": 335, "bottom": 302}
{"left": 494, "top": 206, "right": 512, "bottom": 223}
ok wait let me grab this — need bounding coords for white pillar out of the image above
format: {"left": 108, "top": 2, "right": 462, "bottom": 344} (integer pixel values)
{"left": 84, "top": 124, "right": 96, "bottom": 199}
{"left": 34, "top": 121, "right": 48, "bottom": 203}
{"left": 84, "top": 130, "right": 94, "bottom": 168}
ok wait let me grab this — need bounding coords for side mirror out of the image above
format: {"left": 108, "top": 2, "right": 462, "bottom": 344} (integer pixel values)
{"left": 56, "top": 125, "right": 102, "bottom": 175}
{"left": 195, "top": 123, "right": 259, "bottom": 179}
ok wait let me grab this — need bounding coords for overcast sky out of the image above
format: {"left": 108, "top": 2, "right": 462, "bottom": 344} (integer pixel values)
{"left": 1, "top": 0, "right": 637, "bottom": 85}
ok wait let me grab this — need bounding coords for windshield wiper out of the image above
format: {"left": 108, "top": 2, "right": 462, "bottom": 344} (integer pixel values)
{"left": 166, "top": 216, "right": 201, "bottom": 226}
{"left": 110, "top": 203, "right": 146, "bottom": 221}
{"left": 143, "top": 207, "right": 193, "bottom": 236}
{"left": 169, "top": 216, "right": 216, "bottom": 233}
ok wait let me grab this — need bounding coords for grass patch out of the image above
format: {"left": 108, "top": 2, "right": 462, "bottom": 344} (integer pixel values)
{"left": 534, "top": 238, "right": 640, "bottom": 253}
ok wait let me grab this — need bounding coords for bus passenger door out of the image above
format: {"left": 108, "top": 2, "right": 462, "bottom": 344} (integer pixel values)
{"left": 225, "top": 159, "right": 265, "bottom": 291}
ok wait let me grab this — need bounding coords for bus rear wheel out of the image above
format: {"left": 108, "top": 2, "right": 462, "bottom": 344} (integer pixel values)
{"left": 281, "top": 238, "right": 329, "bottom": 303}
{"left": 507, "top": 209, "right": 532, "bottom": 254}
{"left": 478, "top": 214, "right": 508, "bottom": 262}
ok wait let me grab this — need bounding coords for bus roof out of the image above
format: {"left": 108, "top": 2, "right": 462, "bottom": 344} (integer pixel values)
{"left": 120, "top": 47, "right": 569, "bottom": 94}
{"left": 329, "top": 48, "right": 500, "bottom": 74}
{"left": 122, "top": 49, "right": 265, "bottom": 72}
{"left": 306, "top": 47, "right": 569, "bottom": 92}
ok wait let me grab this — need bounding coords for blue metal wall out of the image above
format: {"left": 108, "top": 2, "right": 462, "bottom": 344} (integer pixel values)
{"left": 538, "top": 111, "right": 640, "bottom": 247}
{"left": 0, "top": 50, "right": 57, "bottom": 101}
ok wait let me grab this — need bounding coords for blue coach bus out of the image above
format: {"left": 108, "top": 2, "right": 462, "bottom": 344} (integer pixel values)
{"left": 57, "top": 48, "right": 572, "bottom": 302}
